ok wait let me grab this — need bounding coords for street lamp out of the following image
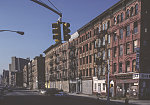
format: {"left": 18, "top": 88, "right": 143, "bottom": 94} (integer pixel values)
{"left": 0, "top": 30, "right": 24, "bottom": 35}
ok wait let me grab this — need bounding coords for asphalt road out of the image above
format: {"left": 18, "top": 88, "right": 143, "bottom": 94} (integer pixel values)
{"left": 1, "top": 90, "right": 135, "bottom": 105}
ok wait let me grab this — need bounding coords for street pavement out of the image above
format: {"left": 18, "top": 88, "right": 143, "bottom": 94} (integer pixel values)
{"left": 1, "top": 90, "right": 128, "bottom": 105}
{"left": 1, "top": 89, "right": 150, "bottom": 105}
{"left": 69, "top": 93, "right": 150, "bottom": 105}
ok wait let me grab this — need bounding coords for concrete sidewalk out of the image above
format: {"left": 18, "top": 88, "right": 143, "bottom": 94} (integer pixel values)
{"left": 69, "top": 93, "right": 150, "bottom": 105}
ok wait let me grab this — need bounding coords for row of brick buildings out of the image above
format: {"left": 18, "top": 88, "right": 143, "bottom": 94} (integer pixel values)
{"left": 44, "top": 0, "right": 150, "bottom": 99}
{"left": 1, "top": 0, "right": 150, "bottom": 99}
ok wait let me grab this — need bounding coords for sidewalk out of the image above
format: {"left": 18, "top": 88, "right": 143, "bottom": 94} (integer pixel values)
{"left": 69, "top": 93, "right": 150, "bottom": 105}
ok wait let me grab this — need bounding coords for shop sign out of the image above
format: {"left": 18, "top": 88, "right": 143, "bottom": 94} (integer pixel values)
{"left": 133, "top": 73, "right": 150, "bottom": 79}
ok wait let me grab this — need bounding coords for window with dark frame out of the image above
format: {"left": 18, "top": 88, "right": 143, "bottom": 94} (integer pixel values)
{"left": 114, "top": 32, "right": 117, "bottom": 41}
{"left": 113, "top": 63, "right": 117, "bottom": 73}
{"left": 133, "top": 21, "right": 138, "bottom": 34}
{"left": 114, "top": 46, "right": 117, "bottom": 57}
{"left": 130, "top": 7, "right": 134, "bottom": 17}
{"left": 114, "top": 17, "right": 117, "bottom": 25}
{"left": 126, "top": 9, "right": 130, "bottom": 19}
{"left": 133, "top": 40, "right": 138, "bottom": 53}
{"left": 89, "top": 68, "right": 92, "bottom": 76}
{"left": 89, "top": 55, "right": 92, "bottom": 63}
{"left": 117, "top": 15, "right": 120, "bottom": 24}
{"left": 86, "top": 69, "right": 88, "bottom": 76}
{"left": 119, "top": 45, "right": 123, "bottom": 56}
{"left": 126, "top": 25, "right": 130, "bottom": 37}
{"left": 86, "top": 56, "right": 88, "bottom": 64}
{"left": 121, "top": 12, "right": 124, "bottom": 22}
{"left": 120, "top": 29, "right": 123, "bottom": 39}
{"left": 135, "top": 4, "right": 138, "bottom": 15}
{"left": 119, "top": 62, "right": 122, "bottom": 73}
{"left": 132, "top": 60, "right": 136, "bottom": 72}
{"left": 126, "top": 61, "right": 130, "bottom": 72}
{"left": 126, "top": 42, "right": 130, "bottom": 54}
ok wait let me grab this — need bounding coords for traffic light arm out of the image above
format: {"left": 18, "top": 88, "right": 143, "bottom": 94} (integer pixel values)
{"left": 31, "top": 0, "right": 62, "bottom": 18}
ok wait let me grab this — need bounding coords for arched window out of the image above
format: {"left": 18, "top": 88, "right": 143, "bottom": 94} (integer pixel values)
{"left": 121, "top": 12, "right": 124, "bottom": 22}
{"left": 117, "top": 15, "right": 120, "bottom": 24}
{"left": 114, "top": 17, "right": 117, "bottom": 25}
{"left": 135, "top": 4, "right": 138, "bottom": 15}
{"left": 130, "top": 7, "right": 134, "bottom": 16}
{"left": 132, "top": 60, "right": 136, "bottom": 72}
{"left": 126, "top": 9, "right": 130, "bottom": 19}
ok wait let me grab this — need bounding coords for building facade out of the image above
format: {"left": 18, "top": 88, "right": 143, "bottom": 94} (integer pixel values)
{"left": 9, "top": 56, "right": 30, "bottom": 87}
{"left": 43, "top": 0, "right": 150, "bottom": 99}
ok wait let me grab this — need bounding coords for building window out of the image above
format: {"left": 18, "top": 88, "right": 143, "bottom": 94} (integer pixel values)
{"left": 133, "top": 21, "right": 138, "bottom": 34}
{"left": 83, "top": 69, "right": 85, "bottom": 76}
{"left": 103, "top": 24, "right": 105, "bottom": 30}
{"left": 86, "top": 69, "right": 88, "bottom": 76}
{"left": 80, "top": 58, "right": 82, "bottom": 65}
{"left": 133, "top": 40, "right": 138, "bottom": 53}
{"left": 94, "top": 53, "right": 97, "bottom": 62}
{"left": 108, "top": 34, "right": 111, "bottom": 44}
{"left": 103, "top": 83, "right": 105, "bottom": 90}
{"left": 121, "top": 12, "right": 124, "bottom": 22}
{"left": 117, "top": 15, "right": 120, "bottom": 24}
{"left": 103, "top": 37, "right": 105, "bottom": 45}
{"left": 135, "top": 4, "right": 138, "bottom": 15}
{"left": 105, "top": 22, "right": 107, "bottom": 30}
{"left": 89, "top": 43, "right": 92, "bottom": 50}
{"left": 103, "top": 50, "right": 105, "bottom": 60}
{"left": 126, "top": 42, "right": 130, "bottom": 54}
{"left": 102, "top": 64, "right": 105, "bottom": 75}
{"left": 114, "top": 46, "right": 117, "bottom": 57}
{"left": 126, "top": 61, "right": 130, "bottom": 72}
{"left": 86, "top": 44, "right": 88, "bottom": 51}
{"left": 126, "top": 9, "right": 130, "bottom": 19}
{"left": 114, "top": 17, "right": 117, "bottom": 25}
{"left": 113, "top": 32, "right": 117, "bottom": 41}
{"left": 119, "top": 62, "right": 122, "bottom": 73}
{"left": 126, "top": 25, "right": 130, "bottom": 37}
{"left": 108, "top": 49, "right": 110, "bottom": 59}
{"left": 113, "top": 63, "right": 117, "bottom": 73}
{"left": 83, "top": 57, "right": 85, "bottom": 64}
{"left": 107, "top": 20, "right": 110, "bottom": 29}
{"left": 89, "top": 68, "right": 92, "bottom": 76}
{"left": 94, "top": 68, "right": 96, "bottom": 76}
{"left": 83, "top": 46, "right": 85, "bottom": 53}
{"left": 119, "top": 45, "right": 123, "bottom": 56}
{"left": 120, "top": 29, "right": 123, "bottom": 39}
{"left": 89, "top": 55, "right": 92, "bottom": 63}
{"left": 80, "top": 47, "right": 82, "bottom": 54}
{"left": 94, "top": 40, "right": 97, "bottom": 48}
{"left": 130, "top": 7, "right": 134, "bottom": 17}
{"left": 132, "top": 60, "right": 136, "bottom": 72}
{"left": 86, "top": 56, "right": 88, "bottom": 64}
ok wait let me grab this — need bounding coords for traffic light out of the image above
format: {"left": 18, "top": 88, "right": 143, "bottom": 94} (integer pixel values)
{"left": 52, "top": 22, "right": 61, "bottom": 43}
{"left": 63, "top": 22, "right": 71, "bottom": 41}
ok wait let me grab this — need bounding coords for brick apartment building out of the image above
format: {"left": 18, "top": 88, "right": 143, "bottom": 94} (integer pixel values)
{"left": 44, "top": 42, "right": 69, "bottom": 92}
{"left": 43, "top": 0, "right": 150, "bottom": 99}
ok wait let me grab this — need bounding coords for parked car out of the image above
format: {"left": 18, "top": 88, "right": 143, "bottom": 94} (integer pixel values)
{"left": 54, "top": 92, "right": 69, "bottom": 96}
{"left": 45, "top": 88, "right": 60, "bottom": 96}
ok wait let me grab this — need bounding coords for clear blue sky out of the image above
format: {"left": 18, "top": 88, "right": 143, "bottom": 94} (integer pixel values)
{"left": 0, "top": 0, "right": 120, "bottom": 74}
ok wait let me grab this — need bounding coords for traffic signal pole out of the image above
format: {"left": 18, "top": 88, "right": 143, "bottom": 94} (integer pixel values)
{"left": 31, "top": 0, "right": 71, "bottom": 42}
{"left": 31, "top": 0, "right": 62, "bottom": 21}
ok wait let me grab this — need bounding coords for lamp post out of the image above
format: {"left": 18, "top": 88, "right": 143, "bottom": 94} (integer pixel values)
{"left": 0, "top": 30, "right": 24, "bottom": 35}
